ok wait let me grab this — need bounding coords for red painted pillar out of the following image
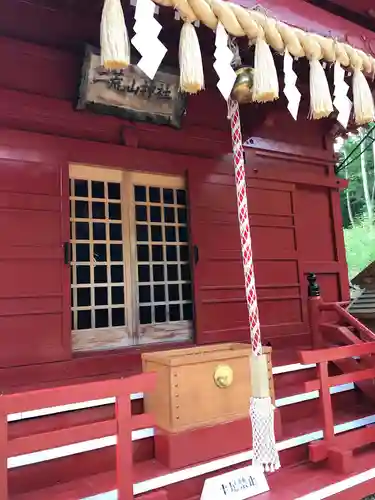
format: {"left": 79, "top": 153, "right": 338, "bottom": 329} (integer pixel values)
{"left": 0, "top": 407, "right": 7, "bottom": 500}
{"left": 318, "top": 361, "right": 334, "bottom": 442}
{"left": 116, "top": 393, "right": 134, "bottom": 500}
{"left": 307, "top": 273, "right": 323, "bottom": 349}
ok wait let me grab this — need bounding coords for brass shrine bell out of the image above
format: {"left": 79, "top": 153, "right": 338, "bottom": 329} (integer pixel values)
{"left": 231, "top": 66, "right": 254, "bottom": 104}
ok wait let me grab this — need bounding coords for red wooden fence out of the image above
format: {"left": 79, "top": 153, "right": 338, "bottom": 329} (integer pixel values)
{"left": 307, "top": 292, "right": 375, "bottom": 348}
{"left": 0, "top": 372, "right": 156, "bottom": 500}
{"left": 299, "top": 343, "right": 375, "bottom": 473}
{"left": 320, "top": 301, "right": 375, "bottom": 343}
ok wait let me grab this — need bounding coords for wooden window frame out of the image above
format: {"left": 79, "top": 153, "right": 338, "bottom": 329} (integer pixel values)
{"left": 69, "top": 164, "right": 192, "bottom": 351}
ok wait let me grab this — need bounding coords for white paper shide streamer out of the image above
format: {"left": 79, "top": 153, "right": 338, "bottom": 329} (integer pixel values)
{"left": 214, "top": 23, "right": 237, "bottom": 101}
{"left": 333, "top": 62, "right": 352, "bottom": 129}
{"left": 283, "top": 49, "right": 301, "bottom": 120}
{"left": 179, "top": 22, "right": 205, "bottom": 94}
{"left": 101, "top": 0, "right": 130, "bottom": 69}
{"left": 131, "top": 0, "right": 167, "bottom": 79}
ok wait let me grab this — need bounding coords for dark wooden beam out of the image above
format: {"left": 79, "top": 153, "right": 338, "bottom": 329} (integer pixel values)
{"left": 307, "top": 0, "right": 375, "bottom": 32}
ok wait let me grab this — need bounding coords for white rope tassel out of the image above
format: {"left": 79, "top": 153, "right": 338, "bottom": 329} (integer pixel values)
{"left": 308, "top": 59, "right": 333, "bottom": 119}
{"left": 179, "top": 21, "right": 205, "bottom": 94}
{"left": 101, "top": 0, "right": 130, "bottom": 70}
{"left": 353, "top": 68, "right": 375, "bottom": 125}
{"left": 250, "top": 397, "right": 280, "bottom": 472}
{"left": 249, "top": 353, "right": 280, "bottom": 472}
{"left": 252, "top": 36, "right": 279, "bottom": 103}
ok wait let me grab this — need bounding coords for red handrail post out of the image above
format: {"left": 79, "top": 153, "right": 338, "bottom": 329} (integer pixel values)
{"left": 318, "top": 361, "right": 334, "bottom": 442}
{"left": 308, "top": 296, "right": 323, "bottom": 348}
{"left": 307, "top": 273, "right": 324, "bottom": 348}
{"left": 116, "top": 393, "right": 134, "bottom": 500}
{"left": 0, "top": 408, "right": 7, "bottom": 500}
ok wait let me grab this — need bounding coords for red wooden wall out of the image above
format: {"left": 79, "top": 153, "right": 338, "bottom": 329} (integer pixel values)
{"left": 0, "top": 157, "right": 69, "bottom": 367}
{"left": 0, "top": 0, "right": 349, "bottom": 385}
{"left": 189, "top": 132, "right": 349, "bottom": 351}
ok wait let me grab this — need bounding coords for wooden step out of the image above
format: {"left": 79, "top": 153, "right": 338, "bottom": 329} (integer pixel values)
{"left": 309, "top": 425, "right": 375, "bottom": 473}
{"left": 279, "top": 387, "right": 359, "bottom": 423}
{"left": 6, "top": 374, "right": 355, "bottom": 463}
{"left": 10, "top": 424, "right": 375, "bottom": 500}
{"left": 273, "top": 365, "right": 317, "bottom": 395}
{"left": 7, "top": 388, "right": 374, "bottom": 497}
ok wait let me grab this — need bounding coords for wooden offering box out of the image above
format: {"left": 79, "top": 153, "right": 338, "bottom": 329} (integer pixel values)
{"left": 142, "top": 343, "right": 274, "bottom": 433}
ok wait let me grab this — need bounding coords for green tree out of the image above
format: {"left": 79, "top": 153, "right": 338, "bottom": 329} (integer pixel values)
{"left": 338, "top": 124, "right": 375, "bottom": 228}
{"left": 338, "top": 123, "right": 375, "bottom": 279}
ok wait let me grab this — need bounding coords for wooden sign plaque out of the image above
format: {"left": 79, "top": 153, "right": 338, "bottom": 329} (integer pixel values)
{"left": 77, "top": 46, "right": 186, "bottom": 129}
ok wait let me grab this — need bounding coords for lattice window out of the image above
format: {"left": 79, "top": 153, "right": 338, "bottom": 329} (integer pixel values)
{"left": 69, "top": 165, "right": 193, "bottom": 351}
{"left": 134, "top": 180, "right": 193, "bottom": 344}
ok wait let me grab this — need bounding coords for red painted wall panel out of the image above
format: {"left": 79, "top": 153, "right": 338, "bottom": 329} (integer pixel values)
{"left": 0, "top": 158, "right": 70, "bottom": 367}
{"left": 199, "top": 260, "right": 243, "bottom": 288}
{"left": 251, "top": 226, "right": 296, "bottom": 258}
{"left": 0, "top": 210, "right": 60, "bottom": 247}
{"left": 258, "top": 299, "right": 303, "bottom": 325}
{"left": 0, "top": 261, "right": 61, "bottom": 298}
{"left": 200, "top": 302, "right": 248, "bottom": 332}
{"left": 254, "top": 261, "right": 299, "bottom": 286}
{"left": 188, "top": 137, "right": 348, "bottom": 350}
{"left": 248, "top": 188, "right": 293, "bottom": 216}
{"left": 0, "top": 314, "right": 65, "bottom": 367}
{"left": 189, "top": 159, "right": 307, "bottom": 348}
{"left": 294, "top": 187, "right": 336, "bottom": 262}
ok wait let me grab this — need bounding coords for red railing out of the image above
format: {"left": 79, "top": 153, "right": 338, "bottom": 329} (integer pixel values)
{"left": 299, "top": 343, "right": 375, "bottom": 473}
{"left": 307, "top": 293, "right": 375, "bottom": 348}
{"left": 0, "top": 372, "right": 156, "bottom": 500}
{"left": 320, "top": 301, "right": 375, "bottom": 343}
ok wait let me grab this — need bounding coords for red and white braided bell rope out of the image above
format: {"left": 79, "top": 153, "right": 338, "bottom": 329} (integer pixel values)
{"left": 228, "top": 98, "right": 280, "bottom": 472}
{"left": 228, "top": 98, "right": 261, "bottom": 356}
